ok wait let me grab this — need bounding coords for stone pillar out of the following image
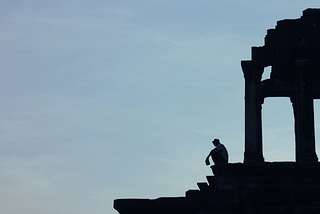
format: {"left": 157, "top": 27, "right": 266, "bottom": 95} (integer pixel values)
{"left": 241, "top": 60, "right": 264, "bottom": 163}
{"left": 291, "top": 64, "right": 318, "bottom": 162}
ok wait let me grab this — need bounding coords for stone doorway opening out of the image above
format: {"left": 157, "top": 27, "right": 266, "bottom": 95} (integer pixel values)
{"left": 262, "top": 97, "right": 295, "bottom": 162}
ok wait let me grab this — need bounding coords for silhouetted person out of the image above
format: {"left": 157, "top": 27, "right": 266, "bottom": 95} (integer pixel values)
{"left": 205, "top": 139, "right": 228, "bottom": 165}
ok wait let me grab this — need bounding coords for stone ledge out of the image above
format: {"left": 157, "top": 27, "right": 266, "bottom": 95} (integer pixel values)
{"left": 114, "top": 162, "right": 320, "bottom": 214}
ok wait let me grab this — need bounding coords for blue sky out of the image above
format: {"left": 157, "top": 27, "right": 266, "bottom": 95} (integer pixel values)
{"left": 1, "top": 1, "right": 320, "bottom": 213}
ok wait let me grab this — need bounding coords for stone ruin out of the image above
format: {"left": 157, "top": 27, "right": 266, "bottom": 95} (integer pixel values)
{"left": 243, "top": 8, "right": 320, "bottom": 163}
{"left": 114, "top": 9, "right": 320, "bottom": 214}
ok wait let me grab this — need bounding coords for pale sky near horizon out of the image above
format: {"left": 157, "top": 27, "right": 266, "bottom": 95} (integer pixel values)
{"left": 1, "top": 1, "right": 320, "bottom": 214}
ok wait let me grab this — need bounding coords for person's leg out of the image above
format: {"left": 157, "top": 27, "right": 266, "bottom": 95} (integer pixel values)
{"left": 210, "top": 151, "right": 225, "bottom": 164}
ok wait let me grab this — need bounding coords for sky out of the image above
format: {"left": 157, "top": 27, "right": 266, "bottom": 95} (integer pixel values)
{"left": 1, "top": 1, "right": 320, "bottom": 214}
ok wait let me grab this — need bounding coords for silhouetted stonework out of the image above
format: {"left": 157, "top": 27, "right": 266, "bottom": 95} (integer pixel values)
{"left": 114, "top": 9, "right": 320, "bottom": 214}
{"left": 115, "top": 162, "right": 320, "bottom": 214}
{"left": 242, "top": 8, "right": 320, "bottom": 163}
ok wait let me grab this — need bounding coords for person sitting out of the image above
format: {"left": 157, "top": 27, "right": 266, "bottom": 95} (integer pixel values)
{"left": 205, "top": 139, "right": 228, "bottom": 165}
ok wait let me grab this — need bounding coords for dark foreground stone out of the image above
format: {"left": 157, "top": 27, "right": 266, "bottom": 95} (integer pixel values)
{"left": 114, "top": 162, "right": 320, "bottom": 214}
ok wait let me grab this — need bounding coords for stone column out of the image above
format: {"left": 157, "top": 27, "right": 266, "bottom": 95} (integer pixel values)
{"left": 291, "top": 65, "right": 318, "bottom": 162}
{"left": 241, "top": 60, "right": 265, "bottom": 163}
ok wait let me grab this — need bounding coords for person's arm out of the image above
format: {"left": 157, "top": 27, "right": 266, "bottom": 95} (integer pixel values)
{"left": 205, "top": 153, "right": 210, "bottom": 165}
{"left": 205, "top": 150, "right": 214, "bottom": 165}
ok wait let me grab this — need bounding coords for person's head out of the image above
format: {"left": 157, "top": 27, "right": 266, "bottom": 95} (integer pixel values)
{"left": 212, "top": 139, "right": 220, "bottom": 146}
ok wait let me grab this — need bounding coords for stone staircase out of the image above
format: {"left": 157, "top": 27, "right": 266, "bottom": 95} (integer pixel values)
{"left": 115, "top": 162, "right": 320, "bottom": 214}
